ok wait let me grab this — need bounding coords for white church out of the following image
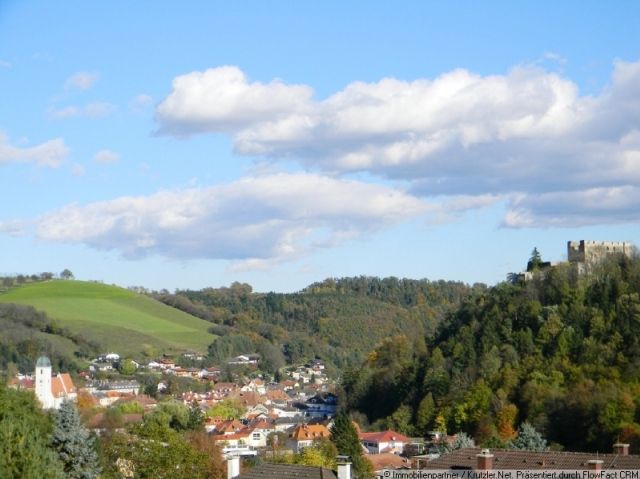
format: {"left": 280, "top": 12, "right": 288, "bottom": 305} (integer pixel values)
{"left": 34, "top": 356, "right": 77, "bottom": 409}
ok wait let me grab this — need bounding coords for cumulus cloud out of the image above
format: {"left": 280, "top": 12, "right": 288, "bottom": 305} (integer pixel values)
{"left": 154, "top": 61, "right": 640, "bottom": 227}
{"left": 64, "top": 71, "right": 99, "bottom": 91}
{"left": 34, "top": 173, "right": 431, "bottom": 266}
{"left": 93, "top": 149, "right": 120, "bottom": 164}
{"left": 155, "top": 66, "right": 314, "bottom": 135}
{"left": 0, "top": 133, "right": 68, "bottom": 167}
{"left": 504, "top": 186, "right": 640, "bottom": 228}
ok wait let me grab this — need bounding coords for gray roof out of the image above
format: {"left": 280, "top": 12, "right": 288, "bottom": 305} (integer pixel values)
{"left": 238, "top": 463, "right": 337, "bottom": 479}
{"left": 36, "top": 356, "right": 51, "bottom": 368}
{"left": 422, "top": 447, "right": 640, "bottom": 470}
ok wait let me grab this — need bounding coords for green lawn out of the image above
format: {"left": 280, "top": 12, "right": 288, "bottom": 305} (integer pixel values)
{"left": 0, "top": 280, "right": 215, "bottom": 358}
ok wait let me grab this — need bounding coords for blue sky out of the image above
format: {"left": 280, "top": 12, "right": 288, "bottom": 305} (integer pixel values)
{"left": 0, "top": 1, "right": 639, "bottom": 292}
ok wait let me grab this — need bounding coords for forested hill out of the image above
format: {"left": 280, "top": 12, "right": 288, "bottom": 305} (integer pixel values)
{"left": 343, "top": 255, "right": 640, "bottom": 452}
{"left": 155, "top": 277, "right": 479, "bottom": 372}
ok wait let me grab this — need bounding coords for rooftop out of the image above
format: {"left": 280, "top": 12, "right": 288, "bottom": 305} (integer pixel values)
{"left": 422, "top": 447, "right": 640, "bottom": 470}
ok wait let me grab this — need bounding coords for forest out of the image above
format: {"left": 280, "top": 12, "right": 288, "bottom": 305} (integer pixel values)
{"left": 155, "top": 277, "right": 478, "bottom": 373}
{"left": 342, "top": 254, "right": 640, "bottom": 452}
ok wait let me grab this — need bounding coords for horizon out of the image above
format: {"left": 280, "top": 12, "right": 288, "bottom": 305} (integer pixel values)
{"left": 1, "top": 2, "right": 639, "bottom": 293}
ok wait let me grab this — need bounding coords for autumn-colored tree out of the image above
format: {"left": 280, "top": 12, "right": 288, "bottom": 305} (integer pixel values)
{"left": 497, "top": 404, "right": 518, "bottom": 441}
{"left": 186, "top": 431, "right": 226, "bottom": 479}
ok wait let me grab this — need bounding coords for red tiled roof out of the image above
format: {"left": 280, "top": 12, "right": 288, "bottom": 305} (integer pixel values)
{"left": 290, "top": 424, "right": 331, "bottom": 441}
{"left": 359, "top": 430, "right": 409, "bottom": 444}
{"left": 367, "top": 453, "right": 412, "bottom": 471}
{"left": 211, "top": 429, "right": 251, "bottom": 441}
{"left": 52, "top": 373, "right": 76, "bottom": 398}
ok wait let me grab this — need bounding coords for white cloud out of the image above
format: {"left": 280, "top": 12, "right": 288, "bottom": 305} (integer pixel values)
{"left": 71, "top": 164, "right": 86, "bottom": 176}
{"left": 64, "top": 71, "right": 99, "bottom": 91}
{"left": 0, "top": 220, "right": 27, "bottom": 237}
{"left": 130, "top": 94, "right": 153, "bottom": 111}
{"left": 48, "top": 102, "right": 115, "bottom": 119}
{"left": 34, "top": 173, "right": 430, "bottom": 266}
{"left": 155, "top": 61, "right": 640, "bottom": 227}
{"left": 504, "top": 186, "right": 640, "bottom": 228}
{"left": 93, "top": 149, "right": 120, "bottom": 164}
{"left": 155, "top": 66, "right": 313, "bottom": 135}
{"left": 48, "top": 105, "right": 80, "bottom": 119}
{"left": 0, "top": 132, "right": 68, "bottom": 167}
{"left": 84, "top": 102, "right": 115, "bottom": 117}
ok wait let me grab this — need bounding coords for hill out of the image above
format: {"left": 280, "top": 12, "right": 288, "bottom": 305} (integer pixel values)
{"left": 157, "top": 277, "right": 478, "bottom": 372}
{"left": 0, "top": 280, "right": 216, "bottom": 359}
{"left": 343, "top": 255, "right": 640, "bottom": 452}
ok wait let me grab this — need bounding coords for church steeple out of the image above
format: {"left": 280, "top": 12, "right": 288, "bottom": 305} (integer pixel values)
{"left": 35, "top": 355, "right": 54, "bottom": 409}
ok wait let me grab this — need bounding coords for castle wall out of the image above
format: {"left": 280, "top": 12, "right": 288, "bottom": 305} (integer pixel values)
{"left": 567, "top": 240, "right": 633, "bottom": 266}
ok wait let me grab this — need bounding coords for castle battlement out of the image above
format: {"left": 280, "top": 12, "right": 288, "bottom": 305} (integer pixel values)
{"left": 567, "top": 240, "right": 634, "bottom": 264}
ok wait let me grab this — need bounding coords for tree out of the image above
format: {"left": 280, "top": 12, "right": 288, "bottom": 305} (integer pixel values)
{"left": 117, "top": 359, "right": 137, "bottom": 376}
{"left": 416, "top": 393, "right": 436, "bottom": 434}
{"left": 447, "top": 432, "right": 475, "bottom": 451}
{"left": 187, "top": 401, "right": 205, "bottom": 431}
{"left": 185, "top": 431, "right": 226, "bottom": 479}
{"left": 509, "top": 422, "right": 548, "bottom": 452}
{"left": 330, "top": 412, "right": 373, "bottom": 479}
{"left": 50, "top": 400, "right": 100, "bottom": 479}
{"left": 527, "top": 248, "right": 543, "bottom": 272}
{"left": 207, "top": 398, "right": 245, "bottom": 419}
{"left": 60, "top": 269, "right": 74, "bottom": 280}
{"left": 297, "top": 439, "right": 338, "bottom": 469}
{"left": 0, "top": 385, "right": 65, "bottom": 479}
{"left": 103, "top": 428, "right": 209, "bottom": 479}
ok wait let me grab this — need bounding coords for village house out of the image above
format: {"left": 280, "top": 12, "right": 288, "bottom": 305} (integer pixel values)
{"left": 241, "top": 377, "right": 266, "bottom": 394}
{"left": 359, "top": 430, "right": 410, "bottom": 454}
{"left": 287, "top": 424, "right": 332, "bottom": 452}
{"left": 228, "top": 354, "right": 260, "bottom": 366}
{"left": 83, "top": 379, "right": 141, "bottom": 395}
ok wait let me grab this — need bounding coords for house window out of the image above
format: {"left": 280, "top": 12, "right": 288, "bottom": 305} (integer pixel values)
{"left": 253, "top": 433, "right": 260, "bottom": 440}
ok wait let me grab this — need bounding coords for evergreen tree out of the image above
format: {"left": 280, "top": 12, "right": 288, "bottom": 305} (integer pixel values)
{"left": 447, "top": 432, "right": 475, "bottom": 451}
{"left": 528, "top": 247, "right": 543, "bottom": 271}
{"left": 50, "top": 400, "right": 100, "bottom": 479}
{"left": 330, "top": 412, "right": 373, "bottom": 479}
{"left": 187, "top": 401, "right": 205, "bottom": 431}
{"left": 509, "top": 422, "right": 548, "bottom": 452}
{"left": 416, "top": 393, "right": 436, "bottom": 434}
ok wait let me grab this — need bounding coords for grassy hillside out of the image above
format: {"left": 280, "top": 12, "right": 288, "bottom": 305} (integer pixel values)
{"left": 0, "top": 280, "right": 215, "bottom": 358}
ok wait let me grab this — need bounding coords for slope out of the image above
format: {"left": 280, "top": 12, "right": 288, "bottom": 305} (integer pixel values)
{"left": 0, "top": 280, "right": 215, "bottom": 358}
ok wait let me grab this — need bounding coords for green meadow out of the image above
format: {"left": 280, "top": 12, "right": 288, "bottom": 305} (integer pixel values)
{"left": 0, "top": 280, "right": 215, "bottom": 358}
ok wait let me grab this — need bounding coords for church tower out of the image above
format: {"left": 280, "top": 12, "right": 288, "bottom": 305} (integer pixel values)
{"left": 35, "top": 356, "right": 54, "bottom": 409}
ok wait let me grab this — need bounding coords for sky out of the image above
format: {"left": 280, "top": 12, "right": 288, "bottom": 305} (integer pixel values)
{"left": 0, "top": 1, "right": 639, "bottom": 293}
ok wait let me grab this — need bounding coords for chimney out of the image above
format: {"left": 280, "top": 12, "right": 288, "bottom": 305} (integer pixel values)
{"left": 337, "top": 455, "right": 352, "bottom": 479}
{"left": 227, "top": 455, "right": 240, "bottom": 479}
{"left": 614, "top": 443, "right": 630, "bottom": 456}
{"left": 587, "top": 460, "right": 603, "bottom": 472}
{"left": 477, "top": 449, "right": 494, "bottom": 470}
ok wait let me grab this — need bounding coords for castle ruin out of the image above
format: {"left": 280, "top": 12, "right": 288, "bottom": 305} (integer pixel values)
{"left": 567, "top": 240, "right": 634, "bottom": 264}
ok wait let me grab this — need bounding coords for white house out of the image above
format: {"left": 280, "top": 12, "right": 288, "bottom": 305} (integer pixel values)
{"left": 359, "top": 430, "right": 410, "bottom": 454}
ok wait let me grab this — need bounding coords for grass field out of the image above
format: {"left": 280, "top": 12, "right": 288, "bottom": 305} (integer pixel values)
{"left": 0, "top": 280, "right": 216, "bottom": 358}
